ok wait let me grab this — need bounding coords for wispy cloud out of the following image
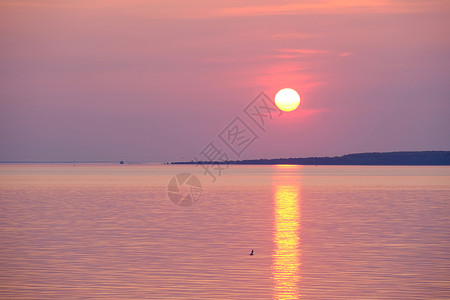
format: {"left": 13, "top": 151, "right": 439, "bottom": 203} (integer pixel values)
{"left": 3, "top": 0, "right": 447, "bottom": 20}
{"left": 267, "top": 33, "right": 313, "bottom": 40}
{"left": 277, "top": 49, "right": 329, "bottom": 55}
{"left": 339, "top": 52, "right": 354, "bottom": 57}
{"left": 264, "top": 49, "right": 330, "bottom": 60}
{"left": 209, "top": 0, "right": 449, "bottom": 18}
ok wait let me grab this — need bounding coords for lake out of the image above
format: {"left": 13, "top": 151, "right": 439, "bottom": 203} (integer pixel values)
{"left": 0, "top": 164, "right": 449, "bottom": 299}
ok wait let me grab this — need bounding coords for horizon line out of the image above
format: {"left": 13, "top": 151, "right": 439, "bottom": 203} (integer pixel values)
{"left": 2, "top": 150, "right": 449, "bottom": 164}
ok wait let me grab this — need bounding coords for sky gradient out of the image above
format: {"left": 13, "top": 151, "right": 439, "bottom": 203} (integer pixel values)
{"left": 1, "top": 0, "right": 449, "bottom": 162}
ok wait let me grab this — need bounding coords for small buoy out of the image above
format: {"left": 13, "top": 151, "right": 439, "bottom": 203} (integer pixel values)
{"left": 249, "top": 249, "right": 254, "bottom": 256}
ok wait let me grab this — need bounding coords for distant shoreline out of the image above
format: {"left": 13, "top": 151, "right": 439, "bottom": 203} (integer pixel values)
{"left": 172, "top": 151, "right": 450, "bottom": 166}
{"left": 1, "top": 151, "right": 449, "bottom": 165}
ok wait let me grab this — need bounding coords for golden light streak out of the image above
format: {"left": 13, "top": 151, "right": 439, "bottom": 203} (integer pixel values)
{"left": 272, "top": 181, "right": 301, "bottom": 299}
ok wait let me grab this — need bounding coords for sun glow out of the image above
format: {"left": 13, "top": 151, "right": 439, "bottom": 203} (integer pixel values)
{"left": 275, "top": 88, "right": 301, "bottom": 112}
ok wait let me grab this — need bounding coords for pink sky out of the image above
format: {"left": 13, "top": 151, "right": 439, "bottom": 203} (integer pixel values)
{"left": 0, "top": 0, "right": 449, "bottom": 162}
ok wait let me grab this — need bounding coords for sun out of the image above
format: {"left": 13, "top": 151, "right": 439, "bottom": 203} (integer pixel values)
{"left": 275, "top": 88, "right": 301, "bottom": 112}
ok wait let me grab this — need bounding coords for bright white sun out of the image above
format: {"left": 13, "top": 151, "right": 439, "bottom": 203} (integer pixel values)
{"left": 275, "top": 88, "right": 301, "bottom": 112}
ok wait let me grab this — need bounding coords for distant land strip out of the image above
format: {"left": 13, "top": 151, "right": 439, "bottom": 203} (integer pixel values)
{"left": 172, "top": 151, "right": 450, "bottom": 166}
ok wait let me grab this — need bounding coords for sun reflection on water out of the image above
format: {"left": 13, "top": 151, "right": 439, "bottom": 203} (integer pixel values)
{"left": 272, "top": 166, "right": 301, "bottom": 299}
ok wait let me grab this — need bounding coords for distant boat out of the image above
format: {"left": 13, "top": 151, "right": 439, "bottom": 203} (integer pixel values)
{"left": 249, "top": 249, "right": 254, "bottom": 256}
{"left": 120, "top": 161, "right": 124, "bottom": 164}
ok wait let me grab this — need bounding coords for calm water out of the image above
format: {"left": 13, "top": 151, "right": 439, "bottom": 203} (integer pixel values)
{"left": 0, "top": 164, "right": 449, "bottom": 299}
